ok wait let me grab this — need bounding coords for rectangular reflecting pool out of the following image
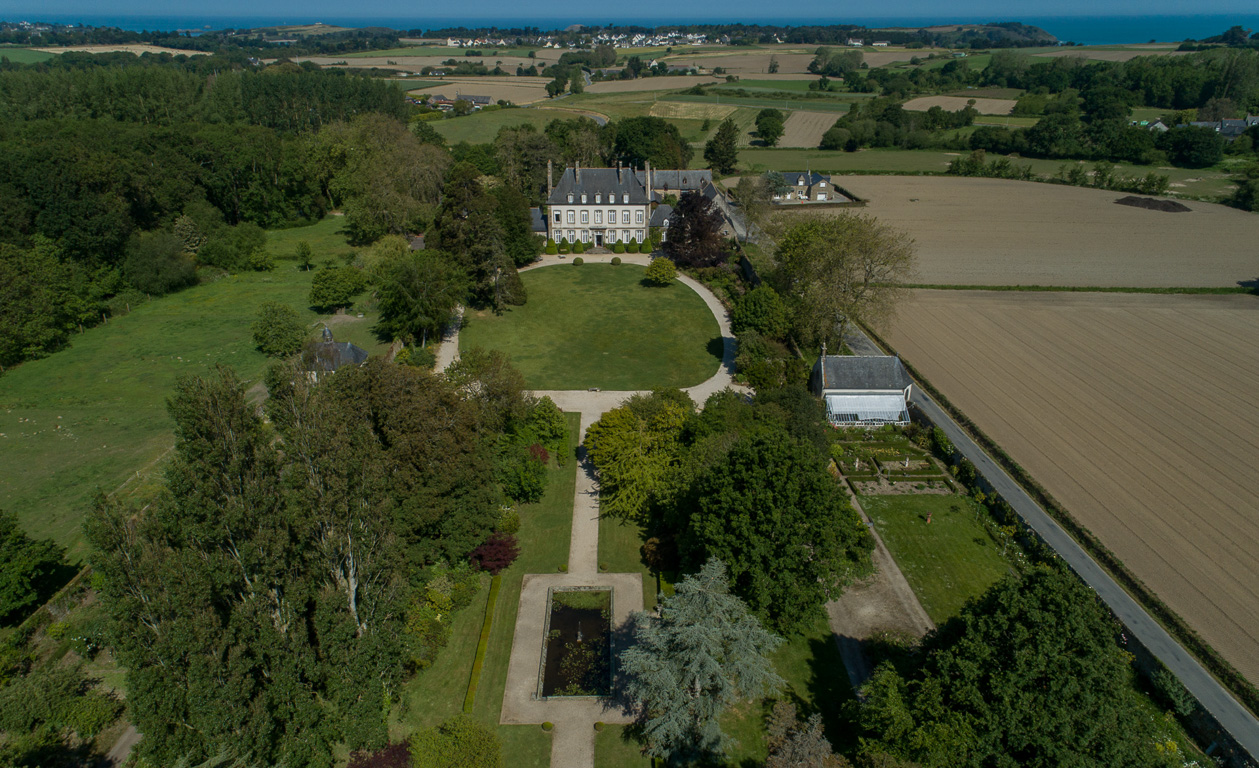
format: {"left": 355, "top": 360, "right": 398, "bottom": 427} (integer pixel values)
{"left": 539, "top": 587, "right": 612, "bottom": 697}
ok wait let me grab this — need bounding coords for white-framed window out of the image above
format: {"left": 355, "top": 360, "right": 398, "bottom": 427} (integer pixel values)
{"left": 580, "top": 211, "right": 589, "bottom": 224}
{"left": 607, "top": 209, "right": 615, "bottom": 223}
{"left": 622, "top": 210, "right": 631, "bottom": 224}
{"left": 566, "top": 210, "right": 575, "bottom": 224}
{"left": 594, "top": 211, "right": 603, "bottom": 224}
{"left": 581, "top": 193, "right": 587, "bottom": 203}
{"left": 595, "top": 193, "right": 602, "bottom": 204}
{"left": 608, "top": 230, "right": 617, "bottom": 243}
{"left": 636, "top": 230, "right": 644, "bottom": 241}
{"left": 797, "top": 178, "right": 804, "bottom": 186}
{"left": 622, "top": 193, "right": 629, "bottom": 203}
{"left": 819, "top": 181, "right": 827, "bottom": 187}
{"left": 566, "top": 229, "right": 574, "bottom": 242}
{"left": 622, "top": 230, "right": 630, "bottom": 242}
{"left": 580, "top": 230, "right": 589, "bottom": 242}
{"left": 567, "top": 193, "right": 574, "bottom": 203}
{"left": 553, "top": 210, "right": 561, "bottom": 223}
{"left": 635, "top": 210, "right": 644, "bottom": 224}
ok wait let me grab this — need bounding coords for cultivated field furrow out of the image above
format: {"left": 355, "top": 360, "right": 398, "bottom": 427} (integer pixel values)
{"left": 886, "top": 290, "right": 1259, "bottom": 682}
{"left": 829, "top": 176, "right": 1259, "bottom": 287}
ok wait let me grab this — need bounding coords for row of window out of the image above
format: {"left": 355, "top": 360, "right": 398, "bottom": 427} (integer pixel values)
{"left": 566, "top": 192, "right": 630, "bottom": 204}
{"left": 553, "top": 208, "right": 645, "bottom": 225}
{"left": 555, "top": 229, "right": 646, "bottom": 243}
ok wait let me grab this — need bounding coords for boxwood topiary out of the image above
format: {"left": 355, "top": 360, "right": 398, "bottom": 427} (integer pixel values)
{"left": 611, "top": 256, "right": 622, "bottom": 265}
{"left": 573, "top": 257, "right": 584, "bottom": 265}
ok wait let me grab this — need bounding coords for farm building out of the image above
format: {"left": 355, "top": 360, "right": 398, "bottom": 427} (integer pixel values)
{"left": 305, "top": 327, "right": 368, "bottom": 379}
{"left": 811, "top": 353, "right": 913, "bottom": 427}
{"left": 771, "top": 172, "right": 848, "bottom": 203}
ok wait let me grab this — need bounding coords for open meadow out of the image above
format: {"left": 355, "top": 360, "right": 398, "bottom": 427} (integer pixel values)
{"left": 0, "top": 47, "right": 54, "bottom": 64}
{"left": 405, "top": 76, "right": 552, "bottom": 104}
{"left": 883, "top": 289, "right": 1259, "bottom": 684}
{"left": 0, "top": 218, "right": 381, "bottom": 556}
{"left": 903, "top": 95, "right": 1016, "bottom": 114}
{"left": 807, "top": 175, "right": 1258, "bottom": 287}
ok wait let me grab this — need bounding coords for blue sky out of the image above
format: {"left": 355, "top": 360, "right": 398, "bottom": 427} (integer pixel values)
{"left": 3, "top": 0, "right": 1258, "bottom": 20}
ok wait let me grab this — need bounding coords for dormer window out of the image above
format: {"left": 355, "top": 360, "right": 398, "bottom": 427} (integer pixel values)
{"left": 581, "top": 194, "right": 587, "bottom": 204}
{"left": 797, "top": 178, "right": 804, "bottom": 185}
{"left": 622, "top": 193, "right": 629, "bottom": 203}
{"left": 567, "top": 193, "right": 574, "bottom": 203}
{"left": 595, "top": 193, "right": 601, "bottom": 204}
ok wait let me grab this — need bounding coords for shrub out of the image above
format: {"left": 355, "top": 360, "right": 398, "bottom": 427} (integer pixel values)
{"left": 611, "top": 256, "right": 622, "bottom": 265}
{"left": 123, "top": 230, "right": 197, "bottom": 295}
{"left": 309, "top": 265, "right": 367, "bottom": 312}
{"left": 625, "top": 238, "right": 639, "bottom": 253}
{"left": 557, "top": 237, "right": 570, "bottom": 253}
{"left": 545, "top": 239, "right": 559, "bottom": 255}
{"left": 412, "top": 716, "right": 502, "bottom": 768}
{"left": 731, "top": 285, "right": 788, "bottom": 338}
{"left": 498, "top": 444, "right": 547, "bottom": 502}
{"left": 612, "top": 242, "right": 625, "bottom": 253}
{"left": 573, "top": 239, "right": 586, "bottom": 254}
{"left": 594, "top": 722, "right": 605, "bottom": 732}
{"left": 251, "top": 301, "right": 306, "bottom": 358}
{"left": 558, "top": 563, "right": 568, "bottom": 573}
{"left": 542, "top": 722, "right": 554, "bottom": 731}
{"left": 573, "top": 256, "right": 584, "bottom": 265}
{"left": 471, "top": 533, "right": 519, "bottom": 576}
{"left": 396, "top": 345, "right": 437, "bottom": 369}
{"left": 643, "top": 257, "right": 677, "bottom": 286}
{"left": 496, "top": 507, "right": 521, "bottom": 535}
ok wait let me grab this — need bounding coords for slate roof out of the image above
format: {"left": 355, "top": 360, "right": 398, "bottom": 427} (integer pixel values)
{"left": 812, "top": 355, "right": 912, "bottom": 394}
{"left": 547, "top": 167, "right": 651, "bottom": 205}
{"left": 649, "top": 203, "right": 673, "bottom": 227}
{"left": 529, "top": 207, "right": 547, "bottom": 233}
{"left": 637, "top": 169, "right": 712, "bottom": 192}
{"left": 307, "top": 328, "right": 369, "bottom": 374}
{"left": 781, "top": 171, "right": 828, "bottom": 187}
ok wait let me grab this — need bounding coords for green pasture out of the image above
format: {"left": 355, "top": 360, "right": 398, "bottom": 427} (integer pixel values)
{"left": 860, "top": 494, "right": 1013, "bottom": 624}
{"left": 0, "top": 218, "right": 386, "bottom": 555}
{"left": 0, "top": 47, "right": 54, "bottom": 64}
{"left": 661, "top": 92, "right": 855, "bottom": 113}
{"left": 459, "top": 264, "right": 723, "bottom": 391}
{"left": 427, "top": 107, "right": 569, "bottom": 144}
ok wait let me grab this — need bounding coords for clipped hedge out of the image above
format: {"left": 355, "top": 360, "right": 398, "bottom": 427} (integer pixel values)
{"left": 859, "top": 321, "right": 1259, "bottom": 717}
{"left": 573, "top": 257, "right": 584, "bottom": 266}
{"left": 462, "top": 573, "right": 502, "bottom": 714}
{"left": 545, "top": 239, "right": 558, "bottom": 255}
{"left": 612, "top": 242, "right": 625, "bottom": 254}
{"left": 610, "top": 256, "right": 622, "bottom": 266}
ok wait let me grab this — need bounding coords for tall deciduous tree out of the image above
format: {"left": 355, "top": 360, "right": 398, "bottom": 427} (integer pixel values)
{"left": 583, "top": 390, "right": 692, "bottom": 521}
{"left": 704, "top": 118, "right": 740, "bottom": 174}
{"left": 774, "top": 213, "right": 916, "bottom": 349}
{"left": 682, "top": 431, "right": 873, "bottom": 633}
{"left": 664, "top": 191, "right": 728, "bottom": 268}
{"left": 251, "top": 300, "right": 307, "bottom": 357}
{"left": 620, "top": 559, "right": 783, "bottom": 764}
{"left": 0, "top": 511, "right": 65, "bottom": 623}
{"left": 860, "top": 568, "right": 1182, "bottom": 768}
{"left": 755, "top": 108, "right": 786, "bottom": 147}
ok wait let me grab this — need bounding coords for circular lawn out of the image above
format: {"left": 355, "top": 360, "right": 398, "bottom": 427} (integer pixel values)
{"left": 458, "top": 263, "right": 723, "bottom": 390}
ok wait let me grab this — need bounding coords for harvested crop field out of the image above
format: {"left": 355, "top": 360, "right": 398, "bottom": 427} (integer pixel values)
{"left": 295, "top": 55, "right": 540, "bottom": 72}
{"left": 34, "top": 43, "right": 206, "bottom": 56}
{"left": 663, "top": 53, "right": 816, "bottom": 75}
{"left": 903, "top": 95, "right": 1016, "bottom": 115}
{"left": 825, "top": 176, "right": 1259, "bottom": 288}
{"left": 1031, "top": 48, "right": 1187, "bottom": 62}
{"left": 884, "top": 289, "right": 1259, "bottom": 683}
{"left": 649, "top": 101, "right": 736, "bottom": 120}
{"left": 585, "top": 75, "right": 719, "bottom": 93}
{"left": 779, "top": 111, "right": 837, "bottom": 148}
{"left": 405, "top": 76, "right": 550, "bottom": 104}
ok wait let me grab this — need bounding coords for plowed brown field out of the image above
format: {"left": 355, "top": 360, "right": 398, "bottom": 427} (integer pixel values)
{"left": 828, "top": 176, "right": 1259, "bottom": 288}
{"left": 885, "top": 290, "right": 1259, "bottom": 683}
{"left": 779, "top": 110, "right": 837, "bottom": 148}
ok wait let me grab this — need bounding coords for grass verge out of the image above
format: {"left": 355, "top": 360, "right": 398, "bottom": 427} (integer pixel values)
{"left": 860, "top": 494, "right": 1013, "bottom": 624}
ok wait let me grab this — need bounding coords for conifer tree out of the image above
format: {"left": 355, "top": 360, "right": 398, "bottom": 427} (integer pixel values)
{"left": 704, "top": 118, "right": 740, "bottom": 174}
{"left": 620, "top": 559, "right": 783, "bottom": 764}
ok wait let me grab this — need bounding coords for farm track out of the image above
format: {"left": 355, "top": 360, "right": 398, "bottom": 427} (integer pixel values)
{"left": 885, "top": 290, "right": 1259, "bottom": 683}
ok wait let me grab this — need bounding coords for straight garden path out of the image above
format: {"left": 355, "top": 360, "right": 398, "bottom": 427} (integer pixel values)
{"left": 437, "top": 254, "right": 745, "bottom": 767}
{"left": 851, "top": 325, "right": 1259, "bottom": 761}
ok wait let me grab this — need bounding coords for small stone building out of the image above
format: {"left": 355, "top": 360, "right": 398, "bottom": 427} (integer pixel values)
{"left": 810, "top": 354, "right": 913, "bottom": 427}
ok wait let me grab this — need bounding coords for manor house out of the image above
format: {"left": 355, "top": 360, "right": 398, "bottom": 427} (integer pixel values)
{"left": 544, "top": 162, "right": 713, "bottom": 247}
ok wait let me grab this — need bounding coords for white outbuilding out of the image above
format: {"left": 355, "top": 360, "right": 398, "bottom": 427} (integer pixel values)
{"left": 810, "top": 354, "right": 913, "bottom": 427}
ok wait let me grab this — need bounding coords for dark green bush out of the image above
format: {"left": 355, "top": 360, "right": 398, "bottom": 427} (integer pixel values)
{"left": 573, "top": 256, "right": 584, "bottom": 266}
{"left": 611, "top": 256, "right": 622, "bottom": 265}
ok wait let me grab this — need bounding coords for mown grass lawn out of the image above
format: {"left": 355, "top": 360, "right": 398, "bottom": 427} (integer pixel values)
{"left": 266, "top": 215, "right": 362, "bottom": 264}
{"left": 860, "top": 494, "right": 1013, "bottom": 624}
{"left": 0, "top": 219, "right": 385, "bottom": 554}
{"left": 459, "top": 264, "right": 723, "bottom": 391}
{"left": 391, "top": 412, "right": 579, "bottom": 761}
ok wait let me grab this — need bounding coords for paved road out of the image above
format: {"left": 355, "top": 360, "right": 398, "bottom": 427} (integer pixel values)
{"left": 850, "top": 326, "right": 1259, "bottom": 760}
